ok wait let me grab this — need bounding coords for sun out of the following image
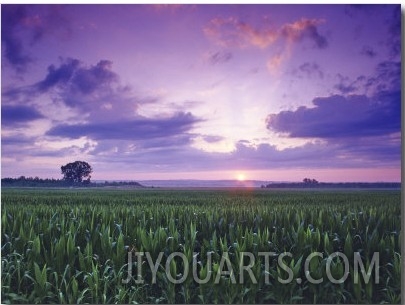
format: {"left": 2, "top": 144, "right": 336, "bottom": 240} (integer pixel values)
{"left": 236, "top": 173, "right": 246, "bottom": 181}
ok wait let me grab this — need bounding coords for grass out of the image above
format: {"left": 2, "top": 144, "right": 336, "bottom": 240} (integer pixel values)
{"left": 1, "top": 188, "right": 401, "bottom": 303}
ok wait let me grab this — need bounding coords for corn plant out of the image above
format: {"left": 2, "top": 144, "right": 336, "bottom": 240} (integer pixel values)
{"left": 1, "top": 188, "right": 401, "bottom": 304}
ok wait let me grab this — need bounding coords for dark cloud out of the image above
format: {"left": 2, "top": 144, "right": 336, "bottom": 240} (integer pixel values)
{"left": 256, "top": 72, "right": 399, "bottom": 170}
{"left": 37, "top": 58, "right": 81, "bottom": 92}
{"left": 37, "top": 58, "right": 118, "bottom": 96}
{"left": 1, "top": 5, "right": 71, "bottom": 72}
{"left": 344, "top": 5, "right": 400, "bottom": 58}
{"left": 1, "top": 134, "right": 35, "bottom": 146}
{"left": 208, "top": 51, "right": 232, "bottom": 65}
{"left": 386, "top": 5, "right": 401, "bottom": 57}
{"left": 297, "top": 62, "right": 324, "bottom": 79}
{"left": 344, "top": 4, "right": 389, "bottom": 17}
{"left": 2, "top": 105, "right": 44, "bottom": 126}
{"left": 266, "top": 92, "right": 400, "bottom": 139}
{"left": 29, "top": 5, "right": 71, "bottom": 45}
{"left": 46, "top": 112, "right": 201, "bottom": 141}
{"left": 2, "top": 58, "right": 127, "bottom": 126}
{"left": 2, "top": 85, "right": 36, "bottom": 106}
{"left": 71, "top": 60, "right": 118, "bottom": 95}
{"left": 373, "top": 61, "right": 400, "bottom": 91}
{"left": 360, "top": 45, "right": 376, "bottom": 58}
{"left": 1, "top": 5, "right": 32, "bottom": 71}
{"left": 26, "top": 58, "right": 131, "bottom": 118}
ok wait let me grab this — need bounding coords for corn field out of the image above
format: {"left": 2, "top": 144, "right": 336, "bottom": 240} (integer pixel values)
{"left": 1, "top": 188, "right": 401, "bottom": 303}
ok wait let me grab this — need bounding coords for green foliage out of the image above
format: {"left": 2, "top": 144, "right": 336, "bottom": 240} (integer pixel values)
{"left": 61, "top": 161, "right": 92, "bottom": 184}
{"left": 1, "top": 188, "right": 401, "bottom": 303}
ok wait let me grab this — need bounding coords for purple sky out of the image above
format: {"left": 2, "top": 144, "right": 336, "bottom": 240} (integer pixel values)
{"left": 1, "top": 4, "right": 401, "bottom": 182}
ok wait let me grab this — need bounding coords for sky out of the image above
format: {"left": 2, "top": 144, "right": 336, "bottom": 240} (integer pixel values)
{"left": 1, "top": 4, "right": 402, "bottom": 182}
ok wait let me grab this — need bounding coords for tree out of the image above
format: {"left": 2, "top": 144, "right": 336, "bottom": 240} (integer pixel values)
{"left": 303, "top": 178, "right": 319, "bottom": 184}
{"left": 61, "top": 161, "right": 92, "bottom": 184}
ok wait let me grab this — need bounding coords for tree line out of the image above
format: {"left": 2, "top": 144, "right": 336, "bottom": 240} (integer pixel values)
{"left": 2, "top": 161, "right": 143, "bottom": 188}
{"left": 262, "top": 178, "right": 400, "bottom": 189}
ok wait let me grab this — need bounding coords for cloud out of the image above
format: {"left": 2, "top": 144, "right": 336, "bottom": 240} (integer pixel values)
{"left": 386, "top": 5, "right": 400, "bottom": 57}
{"left": 46, "top": 112, "right": 201, "bottom": 141}
{"left": 84, "top": 135, "right": 399, "bottom": 174}
{"left": 207, "top": 51, "right": 233, "bottom": 65}
{"left": 1, "top": 5, "right": 71, "bottom": 72}
{"left": 373, "top": 61, "right": 400, "bottom": 91}
{"left": 204, "top": 17, "right": 327, "bottom": 50}
{"left": 266, "top": 53, "right": 287, "bottom": 74}
{"left": 230, "top": 139, "right": 398, "bottom": 169}
{"left": 296, "top": 62, "right": 324, "bottom": 79}
{"left": 204, "top": 17, "right": 276, "bottom": 49}
{"left": 332, "top": 60, "right": 400, "bottom": 96}
{"left": 2, "top": 58, "right": 132, "bottom": 126}
{"left": 1, "top": 105, "right": 44, "bottom": 126}
{"left": 360, "top": 45, "right": 377, "bottom": 58}
{"left": 344, "top": 4, "right": 381, "bottom": 17}
{"left": 37, "top": 58, "right": 118, "bottom": 97}
{"left": 248, "top": 60, "right": 399, "bottom": 170}
{"left": 204, "top": 16, "right": 327, "bottom": 73}
{"left": 344, "top": 5, "right": 400, "bottom": 58}
{"left": 334, "top": 74, "right": 358, "bottom": 94}
{"left": 271, "top": 61, "right": 401, "bottom": 141}
{"left": 202, "top": 135, "right": 224, "bottom": 143}
{"left": 35, "top": 59, "right": 201, "bottom": 146}
{"left": 37, "top": 58, "right": 80, "bottom": 92}
{"left": 280, "top": 18, "right": 328, "bottom": 49}
{"left": 24, "top": 58, "right": 138, "bottom": 122}
{"left": 2, "top": 57, "right": 205, "bottom": 169}
{"left": 1, "top": 5, "right": 32, "bottom": 71}
{"left": 266, "top": 92, "right": 400, "bottom": 139}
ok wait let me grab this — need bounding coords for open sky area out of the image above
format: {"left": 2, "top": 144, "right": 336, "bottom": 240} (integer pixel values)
{"left": 1, "top": 4, "right": 401, "bottom": 182}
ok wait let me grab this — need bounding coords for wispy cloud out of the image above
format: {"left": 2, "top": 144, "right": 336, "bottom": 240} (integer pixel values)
{"left": 296, "top": 62, "right": 324, "bottom": 79}
{"left": 332, "top": 60, "right": 400, "bottom": 96}
{"left": 204, "top": 16, "right": 327, "bottom": 72}
{"left": 204, "top": 17, "right": 272, "bottom": 49}
{"left": 206, "top": 50, "right": 233, "bottom": 65}
{"left": 280, "top": 18, "right": 327, "bottom": 49}
{"left": 46, "top": 112, "right": 202, "bottom": 141}
{"left": 204, "top": 17, "right": 327, "bottom": 49}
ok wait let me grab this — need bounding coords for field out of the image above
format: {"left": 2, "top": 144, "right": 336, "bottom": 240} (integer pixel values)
{"left": 1, "top": 188, "right": 401, "bottom": 304}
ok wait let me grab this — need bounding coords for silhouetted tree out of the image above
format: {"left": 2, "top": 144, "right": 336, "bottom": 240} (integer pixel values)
{"left": 61, "top": 161, "right": 92, "bottom": 184}
{"left": 303, "top": 178, "right": 318, "bottom": 184}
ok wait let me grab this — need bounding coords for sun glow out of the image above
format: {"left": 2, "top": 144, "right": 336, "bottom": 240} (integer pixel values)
{"left": 236, "top": 173, "right": 246, "bottom": 181}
